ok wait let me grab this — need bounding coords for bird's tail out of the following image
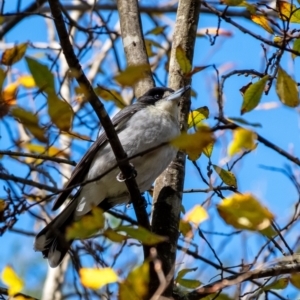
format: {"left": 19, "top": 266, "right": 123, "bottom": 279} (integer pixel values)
{"left": 34, "top": 199, "right": 77, "bottom": 268}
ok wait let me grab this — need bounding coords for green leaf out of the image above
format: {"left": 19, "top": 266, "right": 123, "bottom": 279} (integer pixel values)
{"left": 222, "top": 0, "right": 243, "bottom": 6}
{"left": 276, "top": 66, "right": 300, "bottom": 107}
{"left": 94, "top": 86, "right": 126, "bottom": 109}
{"left": 119, "top": 262, "right": 149, "bottom": 300}
{"left": 175, "top": 46, "right": 192, "bottom": 74}
{"left": 188, "top": 106, "right": 209, "bottom": 128}
{"left": 228, "top": 117, "right": 262, "bottom": 127}
{"left": 179, "top": 220, "right": 192, "bottom": 237}
{"left": 0, "top": 68, "right": 6, "bottom": 90}
{"left": 291, "top": 273, "right": 300, "bottom": 289}
{"left": 116, "top": 225, "right": 167, "bottom": 245}
{"left": 241, "top": 75, "right": 268, "bottom": 114}
{"left": 114, "top": 64, "right": 150, "bottom": 87}
{"left": 176, "top": 268, "right": 198, "bottom": 281}
{"left": 25, "top": 56, "right": 55, "bottom": 94}
{"left": 292, "top": 38, "right": 300, "bottom": 59}
{"left": 48, "top": 94, "right": 73, "bottom": 131}
{"left": 263, "top": 277, "right": 289, "bottom": 291}
{"left": 103, "top": 228, "right": 127, "bottom": 243}
{"left": 66, "top": 207, "right": 105, "bottom": 240}
{"left": 1, "top": 43, "right": 27, "bottom": 66}
{"left": 177, "top": 278, "right": 201, "bottom": 289}
{"left": 11, "top": 107, "right": 47, "bottom": 143}
{"left": 213, "top": 165, "right": 237, "bottom": 188}
{"left": 145, "top": 26, "right": 167, "bottom": 35}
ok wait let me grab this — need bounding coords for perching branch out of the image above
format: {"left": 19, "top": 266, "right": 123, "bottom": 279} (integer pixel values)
{"left": 151, "top": 0, "right": 201, "bottom": 297}
{"left": 47, "top": 0, "right": 150, "bottom": 239}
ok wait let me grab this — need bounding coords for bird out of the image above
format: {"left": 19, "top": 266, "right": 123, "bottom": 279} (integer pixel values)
{"left": 34, "top": 85, "right": 190, "bottom": 268}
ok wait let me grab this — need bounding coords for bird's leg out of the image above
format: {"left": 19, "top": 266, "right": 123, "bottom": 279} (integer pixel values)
{"left": 116, "top": 163, "right": 137, "bottom": 182}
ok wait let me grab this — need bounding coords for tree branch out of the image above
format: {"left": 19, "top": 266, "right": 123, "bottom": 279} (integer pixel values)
{"left": 181, "top": 262, "right": 300, "bottom": 300}
{"left": 0, "top": 0, "right": 47, "bottom": 39}
{"left": 151, "top": 0, "right": 201, "bottom": 297}
{"left": 218, "top": 117, "right": 300, "bottom": 166}
{"left": 0, "top": 150, "right": 76, "bottom": 166}
{"left": 47, "top": 0, "right": 151, "bottom": 252}
{"left": 117, "top": 0, "right": 154, "bottom": 97}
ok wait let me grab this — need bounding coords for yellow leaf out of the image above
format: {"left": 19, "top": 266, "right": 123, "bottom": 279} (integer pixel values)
{"left": 170, "top": 128, "right": 215, "bottom": 161}
{"left": 119, "top": 262, "right": 149, "bottom": 300}
{"left": 66, "top": 207, "right": 105, "bottom": 240}
{"left": 2, "top": 82, "right": 18, "bottom": 106}
{"left": 179, "top": 220, "right": 193, "bottom": 237}
{"left": 291, "top": 273, "right": 300, "bottom": 289}
{"left": 1, "top": 266, "right": 24, "bottom": 296}
{"left": 0, "top": 199, "right": 7, "bottom": 222}
{"left": 18, "top": 75, "right": 36, "bottom": 89}
{"left": 213, "top": 165, "right": 237, "bottom": 188}
{"left": 48, "top": 93, "right": 73, "bottom": 131}
{"left": 1, "top": 43, "right": 27, "bottom": 66}
{"left": 222, "top": 0, "right": 243, "bottom": 6}
{"left": 276, "top": 66, "right": 300, "bottom": 107}
{"left": 11, "top": 107, "right": 47, "bottom": 143}
{"left": 23, "top": 143, "right": 68, "bottom": 158}
{"left": 0, "top": 199, "right": 6, "bottom": 212}
{"left": 188, "top": 106, "right": 209, "bottom": 129}
{"left": 277, "top": 1, "right": 300, "bottom": 23}
{"left": 228, "top": 128, "right": 257, "bottom": 156}
{"left": 217, "top": 193, "right": 274, "bottom": 232}
{"left": 184, "top": 205, "right": 208, "bottom": 226}
{"left": 79, "top": 267, "right": 118, "bottom": 290}
{"left": 114, "top": 64, "right": 150, "bottom": 86}
{"left": 175, "top": 46, "right": 192, "bottom": 74}
{"left": 203, "top": 142, "right": 214, "bottom": 158}
{"left": 94, "top": 86, "right": 126, "bottom": 108}
{"left": 250, "top": 15, "right": 274, "bottom": 34}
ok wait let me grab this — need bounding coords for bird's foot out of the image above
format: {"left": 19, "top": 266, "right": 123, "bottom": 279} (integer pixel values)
{"left": 116, "top": 163, "right": 137, "bottom": 182}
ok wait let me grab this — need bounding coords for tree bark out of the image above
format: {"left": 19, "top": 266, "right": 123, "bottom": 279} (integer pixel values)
{"left": 150, "top": 0, "right": 201, "bottom": 297}
{"left": 117, "top": 0, "right": 155, "bottom": 97}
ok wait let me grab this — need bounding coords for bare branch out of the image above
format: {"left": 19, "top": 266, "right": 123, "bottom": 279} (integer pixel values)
{"left": 47, "top": 0, "right": 151, "bottom": 237}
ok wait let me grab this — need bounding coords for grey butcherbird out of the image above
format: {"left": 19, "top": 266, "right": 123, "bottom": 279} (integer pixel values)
{"left": 34, "top": 85, "right": 190, "bottom": 267}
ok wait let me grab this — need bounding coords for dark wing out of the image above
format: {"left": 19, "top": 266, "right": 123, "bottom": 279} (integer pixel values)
{"left": 52, "top": 103, "right": 147, "bottom": 210}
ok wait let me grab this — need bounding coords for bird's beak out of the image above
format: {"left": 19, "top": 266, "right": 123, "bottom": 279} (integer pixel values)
{"left": 165, "top": 85, "right": 191, "bottom": 101}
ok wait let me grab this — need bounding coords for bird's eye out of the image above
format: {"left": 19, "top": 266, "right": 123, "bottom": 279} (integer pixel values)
{"left": 154, "top": 94, "right": 160, "bottom": 100}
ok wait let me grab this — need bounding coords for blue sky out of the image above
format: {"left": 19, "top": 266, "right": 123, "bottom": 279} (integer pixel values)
{"left": 1, "top": 0, "right": 300, "bottom": 298}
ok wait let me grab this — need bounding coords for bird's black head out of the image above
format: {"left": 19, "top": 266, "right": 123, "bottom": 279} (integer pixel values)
{"left": 137, "top": 87, "right": 174, "bottom": 105}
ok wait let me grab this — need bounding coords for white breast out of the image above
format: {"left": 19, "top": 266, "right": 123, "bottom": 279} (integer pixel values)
{"left": 75, "top": 104, "right": 180, "bottom": 216}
